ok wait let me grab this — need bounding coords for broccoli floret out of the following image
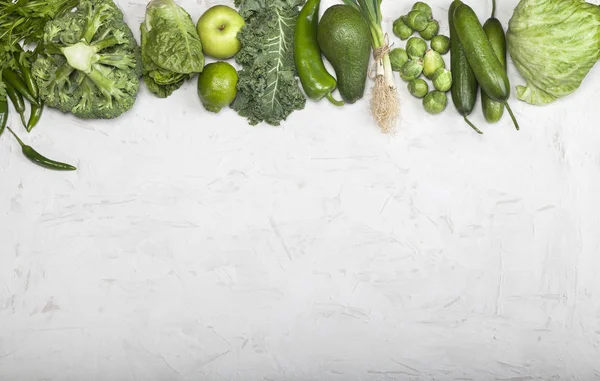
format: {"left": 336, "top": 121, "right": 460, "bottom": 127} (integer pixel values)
{"left": 32, "top": 0, "right": 141, "bottom": 119}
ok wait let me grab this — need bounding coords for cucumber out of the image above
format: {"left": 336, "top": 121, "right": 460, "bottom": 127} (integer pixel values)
{"left": 449, "top": 0, "right": 481, "bottom": 134}
{"left": 452, "top": 3, "right": 509, "bottom": 102}
{"left": 481, "top": 2, "right": 505, "bottom": 123}
{"left": 453, "top": 2, "right": 520, "bottom": 130}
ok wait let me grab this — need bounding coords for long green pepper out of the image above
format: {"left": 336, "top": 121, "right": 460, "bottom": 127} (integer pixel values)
{"left": 6, "top": 127, "right": 77, "bottom": 171}
{"left": 14, "top": 46, "right": 44, "bottom": 130}
{"left": 4, "top": 81, "right": 27, "bottom": 127}
{"left": 294, "top": 0, "right": 344, "bottom": 106}
{"left": 0, "top": 99, "right": 8, "bottom": 136}
{"left": 2, "top": 68, "right": 39, "bottom": 106}
{"left": 15, "top": 54, "right": 40, "bottom": 99}
{"left": 27, "top": 101, "right": 43, "bottom": 132}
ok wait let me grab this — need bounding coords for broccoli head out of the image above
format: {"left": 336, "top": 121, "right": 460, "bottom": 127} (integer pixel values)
{"left": 32, "top": 0, "right": 142, "bottom": 119}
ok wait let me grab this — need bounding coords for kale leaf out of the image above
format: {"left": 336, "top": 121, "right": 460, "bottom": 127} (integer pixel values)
{"left": 232, "top": 0, "right": 306, "bottom": 126}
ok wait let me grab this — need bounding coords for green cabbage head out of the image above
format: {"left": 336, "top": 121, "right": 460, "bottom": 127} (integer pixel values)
{"left": 507, "top": 0, "right": 600, "bottom": 105}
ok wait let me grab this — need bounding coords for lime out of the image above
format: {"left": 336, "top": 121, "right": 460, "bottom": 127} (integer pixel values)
{"left": 197, "top": 62, "right": 238, "bottom": 113}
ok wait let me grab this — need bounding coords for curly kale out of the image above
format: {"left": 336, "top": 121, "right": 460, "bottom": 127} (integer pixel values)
{"left": 31, "top": 0, "right": 142, "bottom": 119}
{"left": 232, "top": 0, "right": 306, "bottom": 126}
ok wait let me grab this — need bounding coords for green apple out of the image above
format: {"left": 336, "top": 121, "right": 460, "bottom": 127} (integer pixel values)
{"left": 196, "top": 5, "right": 245, "bottom": 60}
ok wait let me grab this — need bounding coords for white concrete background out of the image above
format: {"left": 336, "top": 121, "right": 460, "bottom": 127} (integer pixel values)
{"left": 1, "top": 0, "right": 600, "bottom": 379}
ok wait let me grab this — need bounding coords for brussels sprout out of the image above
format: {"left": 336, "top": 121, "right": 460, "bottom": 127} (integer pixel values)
{"left": 419, "top": 20, "right": 439, "bottom": 40}
{"left": 404, "top": 10, "right": 429, "bottom": 32}
{"left": 423, "top": 91, "right": 447, "bottom": 114}
{"left": 400, "top": 60, "right": 423, "bottom": 82}
{"left": 408, "top": 78, "right": 429, "bottom": 98}
{"left": 406, "top": 37, "right": 427, "bottom": 59}
{"left": 393, "top": 17, "right": 413, "bottom": 40}
{"left": 432, "top": 68, "right": 452, "bottom": 92}
{"left": 389, "top": 48, "right": 409, "bottom": 72}
{"left": 431, "top": 35, "right": 450, "bottom": 54}
{"left": 422, "top": 49, "right": 445, "bottom": 79}
{"left": 412, "top": 1, "right": 433, "bottom": 20}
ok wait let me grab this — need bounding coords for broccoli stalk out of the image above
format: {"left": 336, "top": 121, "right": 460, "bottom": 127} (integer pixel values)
{"left": 31, "top": 0, "right": 142, "bottom": 119}
{"left": 81, "top": 3, "right": 115, "bottom": 44}
{"left": 61, "top": 41, "right": 137, "bottom": 72}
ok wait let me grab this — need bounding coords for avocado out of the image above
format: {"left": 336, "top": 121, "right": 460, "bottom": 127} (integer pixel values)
{"left": 317, "top": 5, "right": 371, "bottom": 104}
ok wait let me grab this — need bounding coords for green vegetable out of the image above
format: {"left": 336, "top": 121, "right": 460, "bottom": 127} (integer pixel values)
{"left": 13, "top": 48, "right": 40, "bottom": 99}
{"left": 400, "top": 60, "right": 423, "bottom": 82}
{"left": 393, "top": 17, "right": 413, "bottom": 40}
{"left": 27, "top": 102, "right": 44, "bottom": 132}
{"left": 419, "top": 20, "right": 439, "bottom": 40}
{"left": 31, "top": 0, "right": 142, "bottom": 119}
{"left": 405, "top": 10, "right": 429, "bottom": 31}
{"left": 449, "top": 0, "right": 481, "bottom": 134}
{"left": 432, "top": 68, "right": 452, "bottom": 92}
{"left": 141, "top": 0, "right": 205, "bottom": 98}
{"left": 423, "top": 90, "right": 447, "bottom": 114}
{"left": 481, "top": 0, "right": 505, "bottom": 124}
{"left": 412, "top": 2, "right": 433, "bottom": 20}
{"left": 0, "top": 99, "right": 7, "bottom": 137}
{"left": 2, "top": 69, "right": 39, "bottom": 107}
{"left": 233, "top": 0, "right": 306, "bottom": 126}
{"left": 5, "top": 81, "right": 27, "bottom": 127}
{"left": 423, "top": 49, "right": 444, "bottom": 79}
{"left": 452, "top": 3, "right": 508, "bottom": 102}
{"left": 406, "top": 37, "right": 427, "bottom": 59}
{"left": 507, "top": 0, "right": 600, "bottom": 105}
{"left": 6, "top": 127, "right": 76, "bottom": 171}
{"left": 389, "top": 48, "right": 409, "bottom": 72}
{"left": 408, "top": 78, "right": 428, "bottom": 98}
{"left": 294, "top": 0, "right": 343, "bottom": 106}
{"left": 453, "top": 2, "right": 520, "bottom": 130}
{"left": 0, "top": 0, "right": 78, "bottom": 45}
{"left": 342, "top": 0, "right": 400, "bottom": 133}
{"left": 431, "top": 35, "right": 450, "bottom": 54}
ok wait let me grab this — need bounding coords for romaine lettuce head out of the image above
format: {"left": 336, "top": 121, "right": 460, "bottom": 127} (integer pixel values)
{"left": 141, "top": 0, "right": 204, "bottom": 98}
{"left": 507, "top": 0, "right": 600, "bottom": 105}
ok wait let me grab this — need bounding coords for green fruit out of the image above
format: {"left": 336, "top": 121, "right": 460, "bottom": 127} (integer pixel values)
{"left": 423, "top": 49, "right": 445, "bottom": 79}
{"left": 432, "top": 68, "right": 453, "bottom": 92}
{"left": 197, "top": 62, "right": 239, "bottom": 113}
{"left": 408, "top": 78, "right": 429, "bottom": 98}
{"left": 406, "top": 37, "right": 427, "bottom": 59}
{"left": 317, "top": 5, "right": 371, "bottom": 104}
{"left": 431, "top": 35, "right": 450, "bottom": 54}
{"left": 389, "top": 48, "right": 409, "bottom": 72}
{"left": 419, "top": 20, "right": 439, "bottom": 40}
{"left": 404, "top": 10, "right": 429, "bottom": 31}
{"left": 423, "top": 90, "right": 447, "bottom": 114}
{"left": 412, "top": 2, "right": 433, "bottom": 20}
{"left": 393, "top": 17, "right": 413, "bottom": 40}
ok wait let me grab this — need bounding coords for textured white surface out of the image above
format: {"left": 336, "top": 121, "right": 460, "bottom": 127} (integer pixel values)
{"left": 2, "top": 0, "right": 600, "bottom": 379}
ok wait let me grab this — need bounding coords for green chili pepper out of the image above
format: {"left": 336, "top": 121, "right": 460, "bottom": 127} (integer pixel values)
{"left": 0, "top": 99, "right": 8, "bottom": 137}
{"left": 18, "top": 60, "right": 39, "bottom": 100}
{"left": 27, "top": 101, "right": 43, "bottom": 132}
{"left": 13, "top": 45, "right": 39, "bottom": 99}
{"left": 294, "top": 0, "right": 344, "bottom": 106}
{"left": 2, "top": 68, "right": 40, "bottom": 107}
{"left": 5, "top": 81, "right": 27, "bottom": 127}
{"left": 6, "top": 127, "right": 76, "bottom": 171}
